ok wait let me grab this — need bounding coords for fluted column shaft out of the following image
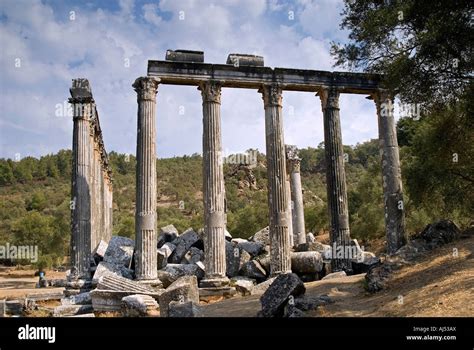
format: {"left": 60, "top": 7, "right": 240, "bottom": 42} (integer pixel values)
{"left": 70, "top": 96, "right": 93, "bottom": 279}
{"left": 373, "top": 90, "right": 406, "bottom": 254}
{"left": 288, "top": 158, "right": 306, "bottom": 246}
{"left": 319, "top": 87, "right": 351, "bottom": 272}
{"left": 133, "top": 76, "right": 160, "bottom": 280}
{"left": 200, "top": 81, "right": 228, "bottom": 287}
{"left": 260, "top": 84, "right": 292, "bottom": 276}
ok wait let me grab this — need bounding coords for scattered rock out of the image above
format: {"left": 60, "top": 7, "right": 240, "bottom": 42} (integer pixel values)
{"left": 98, "top": 274, "right": 159, "bottom": 293}
{"left": 293, "top": 294, "right": 333, "bottom": 311}
{"left": 322, "top": 271, "right": 347, "bottom": 280}
{"left": 49, "top": 279, "right": 67, "bottom": 288}
{"left": 284, "top": 304, "right": 306, "bottom": 317}
{"left": 158, "top": 224, "right": 179, "bottom": 248}
{"left": 419, "top": 220, "right": 461, "bottom": 248}
{"left": 90, "top": 289, "right": 160, "bottom": 312}
{"left": 225, "top": 229, "right": 233, "bottom": 241}
{"left": 365, "top": 263, "right": 392, "bottom": 293}
{"left": 230, "top": 276, "right": 256, "bottom": 296}
{"left": 259, "top": 273, "right": 305, "bottom": 317}
{"left": 157, "top": 242, "right": 176, "bottom": 268}
{"left": 225, "top": 241, "right": 251, "bottom": 277}
{"left": 291, "top": 251, "right": 323, "bottom": 274}
{"left": 53, "top": 304, "right": 93, "bottom": 317}
{"left": 159, "top": 275, "right": 199, "bottom": 317}
{"left": 92, "top": 261, "right": 133, "bottom": 282}
{"left": 170, "top": 228, "right": 202, "bottom": 263}
{"left": 157, "top": 264, "right": 204, "bottom": 288}
{"left": 255, "top": 254, "right": 271, "bottom": 274}
{"left": 306, "top": 232, "right": 316, "bottom": 243}
{"left": 250, "top": 226, "right": 270, "bottom": 246}
{"left": 250, "top": 277, "right": 277, "bottom": 296}
{"left": 61, "top": 292, "right": 91, "bottom": 306}
{"left": 236, "top": 240, "right": 264, "bottom": 257}
{"left": 121, "top": 294, "right": 158, "bottom": 317}
{"left": 240, "top": 260, "right": 267, "bottom": 281}
{"left": 181, "top": 247, "right": 204, "bottom": 265}
{"left": 103, "top": 236, "right": 134, "bottom": 267}
{"left": 168, "top": 301, "right": 201, "bottom": 317}
{"left": 93, "top": 240, "right": 108, "bottom": 261}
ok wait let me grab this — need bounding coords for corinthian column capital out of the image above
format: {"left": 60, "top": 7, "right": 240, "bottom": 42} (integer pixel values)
{"left": 259, "top": 84, "right": 283, "bottom": 107}
{"left": 199, "top": 80, "right": 222, "bottom": 104}
{"left": 318, "top": 86, "right": 340, "bottom": 110}
{"left": 133, "top": 76, "right": 160, "bottom": 101}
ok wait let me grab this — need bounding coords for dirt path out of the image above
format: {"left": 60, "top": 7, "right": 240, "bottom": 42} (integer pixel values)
{"left": 201, "top": 237, "right": 474, "bottom": 317}
{"left": 0, "top": 268, "right": 65, "bottom": 299}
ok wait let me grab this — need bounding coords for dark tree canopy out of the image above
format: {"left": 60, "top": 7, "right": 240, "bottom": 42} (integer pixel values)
{"left": 331, "top": 0, "right": 473, "bottom": 105}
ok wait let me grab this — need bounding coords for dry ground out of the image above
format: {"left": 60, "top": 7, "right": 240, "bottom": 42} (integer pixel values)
{"left": 202, "top": 236, "right": 474, "bottom": 317}
{"left": 1, "top": 237, "right": 472, "bottom": 317}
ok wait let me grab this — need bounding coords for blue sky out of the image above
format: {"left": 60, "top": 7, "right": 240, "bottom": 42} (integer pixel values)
{"left": 0, "top": 0, "right": 381, "bottom": 160}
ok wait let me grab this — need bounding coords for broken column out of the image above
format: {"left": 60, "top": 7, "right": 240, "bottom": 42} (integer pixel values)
{"left": 286, "top": 145, "right": 306, "bottom": 246}
{"left": 70, "top": 79, "right": 94, "bottom": 279}
{"left": 260, "top": 84, "right": 292, "bottom": 276}
{"left": 199, "top": 80, "right": 229, "bottom": 287}
{"left": 133, "top": 76, "right": 160, "bottom": 281}
{"left": 318, "top": 86, "right": 351, "bottom": 272}
{"left": 372, "top": 90, "right": 406, "bottom": 254}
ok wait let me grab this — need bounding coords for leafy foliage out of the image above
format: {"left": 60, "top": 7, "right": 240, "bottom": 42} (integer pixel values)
{"left": 331, "top": 0, "right": 473, "bottom": 105}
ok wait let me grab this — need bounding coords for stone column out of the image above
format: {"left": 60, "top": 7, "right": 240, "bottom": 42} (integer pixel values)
{"left": 70, "top": 79, "right": 93, "bottom": 279}
{"left": 373, "top": 90, "right": 406, "bottom": 254}
{"left": 319, "top": 87, "right": 352, "bottom": 272}
{"left": 133, "top": 76, "right": 160, "bottom": 281}
{"left": 286, "top": 146, "right": 306, "bottom": 246}
{"left": 260, "top": 84, "right": 292, "bottom": 276}
{"left": 199, "top": 81, "right": 229, "bottom": 287}
{"left": 286, "top": 177, "right": 294, "bottom": 247}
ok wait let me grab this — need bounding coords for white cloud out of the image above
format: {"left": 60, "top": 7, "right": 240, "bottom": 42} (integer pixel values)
{"left": 0, "top": 0, "right": 376, "bottom": 161}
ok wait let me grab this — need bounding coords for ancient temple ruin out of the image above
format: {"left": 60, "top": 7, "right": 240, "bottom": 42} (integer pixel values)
{"left": 70, "top": 50, "right": 406, "bottom": 287}
{"left": 69, "top": 79, "right": 113, "bottom": 279}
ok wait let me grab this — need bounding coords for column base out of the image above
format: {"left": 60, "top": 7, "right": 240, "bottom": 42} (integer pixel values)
{"left": 136, "top": 278, "right": 163, "bottom": 290}
{"left": 199, "top": 276, "right": 229, "bottom": 288}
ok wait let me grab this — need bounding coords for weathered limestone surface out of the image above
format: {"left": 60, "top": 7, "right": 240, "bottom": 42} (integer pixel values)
{"left": 97, "top": 274, "right": 159, "bottom": 293}
{"left": 290, "top": 251, "right": 323, "bottom": 274}
{"left": 170, "top": 228, "right": 202, "bottom": 263}
{"left": 103, "top": 236, "right": 134, "bottom": 267}
{"left": 159, "top": 275, "right": 199, "bottom": 317}
{"left": 319, "top": 87, "right": 351, "bottom": 272}
{"left": 133, "top": 76, "right": 160, "bottom": 280}
{"left": 199, "top": 81, "right": 229, "bottom": 288}
{"left": 260, "top": 84, "right": 292, "bottom": 276}
{"left": 168, "top": 301, "right": 202, "bottom": 317}
{"left": 157, "top": 264, "right": 205, "bottom": 288}
{"left": 259, "top": 273, "right": 305, "bottom": 317}
{"left": 121, "top": 294, "right": 158, "bottom": 317}
{"left": 286, "top": 145, "right": 306, "bottom": 246}
{"left": 373, "top": 90, "right": 406, "bottom": 254}
{"left": 70, "top": 78, "right": 113, "bottom": 279}
{"left": 90, "top": 289, "right": 160, "bottom": 312}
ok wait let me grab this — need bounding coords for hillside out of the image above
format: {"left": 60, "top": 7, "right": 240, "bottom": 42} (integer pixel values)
{"left": 0, "top": 136, "right": 472, "bottom": 269}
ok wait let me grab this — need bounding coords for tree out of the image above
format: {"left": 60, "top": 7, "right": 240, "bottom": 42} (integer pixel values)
{"left": 0, "top": 161, "right": 14, "bottom": 185}
{"left": 331, "top": 0, "right": 473, "bottom": 106}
